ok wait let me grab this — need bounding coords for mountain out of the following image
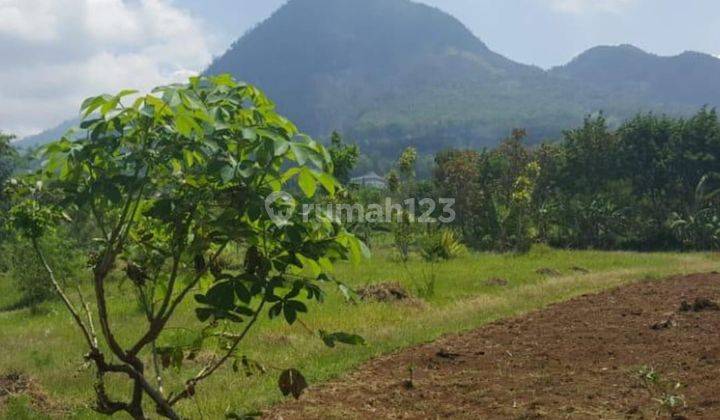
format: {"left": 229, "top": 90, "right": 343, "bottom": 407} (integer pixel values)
{"left": 19, "top": 0, "right": 720, "bottom": 159}
{"left": 550, "top": 44, "right": 720, "bottom": 109}
{"left": 205, "top": 0, "right": 720, "bottom": 156}
{"left": 205, "top": 0, "right": 589, "bottom": 153}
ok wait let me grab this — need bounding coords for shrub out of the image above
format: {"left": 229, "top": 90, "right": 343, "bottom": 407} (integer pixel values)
{"left": 420, "top": 229, "right": 465, "bottom": 262}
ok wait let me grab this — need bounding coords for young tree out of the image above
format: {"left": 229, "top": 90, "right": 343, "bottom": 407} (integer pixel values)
{"left": 390, "top": 147, "right": 419, "bottom": 260}
{"left": 328, "top": 131, "right": 359, "bottom": 184}
{"left": 0, "top": 131, "right": 16, "bottom": 191}
{"left": 0, "top": 132, "right": 17, "bottom": 239}
{"left": 8, "top": 75, "right": 366, "bottom": 419}
{"left": 397, "top": 146, "right": 418, "bottom": 181}
{"left": 433, "top": 149, "right": 484, "bottom": 240}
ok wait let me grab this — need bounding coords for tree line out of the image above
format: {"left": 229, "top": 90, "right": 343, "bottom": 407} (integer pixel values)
{"left": 428, "top": 110, "right": 720, "bottom": 251}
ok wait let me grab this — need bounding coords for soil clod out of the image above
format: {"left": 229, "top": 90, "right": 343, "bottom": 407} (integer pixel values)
{"left": 679, "top": 297, "right": 720, "bottom": 312}
{"left": 0, "top": 372, "right": 29, "bottom": 397}
{"left": 650, "top": 314, "right": 677, "bottom": 330}
{"left": 0, "top": 372, "right": 61, "bottom": 416}
{"left": 435, "top": 349, "right": 461, "bottom": 360}
{"left": 357, "top": 282, "right": 409, "bottom": 302}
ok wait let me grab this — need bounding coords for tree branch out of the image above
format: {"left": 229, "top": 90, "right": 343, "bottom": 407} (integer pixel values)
{"left": 32, "top": 238, "right": 95, "bottom": 350}
{"left": 93, "top": 172, "right": 149, "bottom": 363}
{"left": 128, "top": 242, "right": 229, "bottom": 356}
{"left": 168, "top": 297, "right": 267, "bottom": 406}
{"left": 75, "top": 285, "right": 98, "bottom": 347}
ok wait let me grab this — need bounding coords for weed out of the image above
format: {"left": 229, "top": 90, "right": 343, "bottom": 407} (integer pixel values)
{"left": 634, "top": 365, "right": 686, "bottom": 418}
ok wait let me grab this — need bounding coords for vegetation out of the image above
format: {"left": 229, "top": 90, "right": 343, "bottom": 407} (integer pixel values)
{"left": 1, "top": 245, "right": 716, "bottom": 418}
{"left": 432, "top": 110, "right": 720, "bottom": 251}
{"left": 0, "top": 132, "right": 17, "bottom": 239}
{"left": 327, "top": 131, "right": 359, "bottom": 184}
{"left": 635, "top": 365, "right": 687, "bottom": 418}
{"left": 2, "top": 62, "right": 719, "bottom": 419}
{"left": 2, "top": 2, "right": 720, "bottom": 418}
{"left": 4, "top": 75, "right": 367, "bottom": 419}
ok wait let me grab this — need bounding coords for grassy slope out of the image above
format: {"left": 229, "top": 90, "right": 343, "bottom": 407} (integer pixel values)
{"left": 0, "top": 247, "right": 718, "bottom": 418}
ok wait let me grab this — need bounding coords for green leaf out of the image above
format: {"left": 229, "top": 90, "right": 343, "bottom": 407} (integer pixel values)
{"left": 282, "top": 300, "right": 307, "bottom": 325}
{"left": 183, "top": 149, "right": 195, "bottom": 167}
{"left": 290, "top": 143, "right": 309, "bottom": 165}
{"left": 116, "top": 89, "right": 138, "bottom": 99}
{"left": 336, "top": 282, "right": 354, "bottom": 302}
{"left": 176, "top": 113, "right": 199, "bottom": 137}
{"left": 233, "top": 280, "right": 252, "bottom": 304}
{"left": 281, "top": 167, "right": 301, "bottom": 182}
{"left": 80, "top": 95, "right": 108, "bottom": 117}
{"left": 311, "top": 170, "right": 336, "bottom": 196}
{"left": 197, "top": 280, "right": 235, "bottom": 311}
{"left": 195, "top": 307, "right": 214, "bottom": 322}
{"left": 298, "top": 168, "right": 317, "bottom": 198}
{"left": 296, "top": 254, "right": 321, "bottom": 278}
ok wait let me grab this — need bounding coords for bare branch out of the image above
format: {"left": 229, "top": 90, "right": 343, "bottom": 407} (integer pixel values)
{"left": 31, "top": 238, "right": 95, "bottom": 350}
{"left": 76, "top": 285, "right": 98, "bottom": 347}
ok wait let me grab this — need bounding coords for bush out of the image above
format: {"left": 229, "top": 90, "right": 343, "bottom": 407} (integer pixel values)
{"left": 420, "top": 229, "right": 466, "bottom": 262}
{"left": 668, "top": 210, "right": 720, "bottom": 250}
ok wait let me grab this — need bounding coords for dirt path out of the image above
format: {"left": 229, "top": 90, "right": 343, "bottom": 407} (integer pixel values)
{"left": 269, "top": 273, "right": 720, "bottom": 419}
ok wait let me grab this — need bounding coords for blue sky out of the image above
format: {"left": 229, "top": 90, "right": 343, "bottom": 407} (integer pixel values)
{"left": 1, "top": 0, "right": 719, "bottom": 136}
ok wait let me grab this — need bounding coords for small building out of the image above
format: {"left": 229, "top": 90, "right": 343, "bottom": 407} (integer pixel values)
{"left": 349, "top": 172, "right": 387, "bottom": 189}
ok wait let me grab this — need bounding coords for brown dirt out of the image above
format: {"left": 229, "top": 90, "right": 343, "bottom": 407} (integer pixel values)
{"left": 0, "top": 372, "right": 63, "bottom": 415}
{"left": 269, "top": 273, "right": 720, "bottom": 419}
{"left": 357, "top": 282, "right": 410, "bottom": 302}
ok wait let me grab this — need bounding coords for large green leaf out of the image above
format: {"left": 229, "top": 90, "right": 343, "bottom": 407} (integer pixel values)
{"left": 298, "top": 168, "right": 317, "bottom": 198}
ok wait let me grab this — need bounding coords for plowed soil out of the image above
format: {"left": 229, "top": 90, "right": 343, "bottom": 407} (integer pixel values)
{"left": 269, "top": 273, "right": 720, "bottom": 419}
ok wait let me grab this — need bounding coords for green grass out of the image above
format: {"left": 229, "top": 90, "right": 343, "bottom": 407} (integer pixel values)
{"left": 0, "top": 246, "right": 718, "bottom": 418}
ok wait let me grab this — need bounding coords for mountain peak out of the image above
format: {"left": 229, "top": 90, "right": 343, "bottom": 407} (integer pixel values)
{"left": 204, "top": 0, "right": 515, "bottom": 136}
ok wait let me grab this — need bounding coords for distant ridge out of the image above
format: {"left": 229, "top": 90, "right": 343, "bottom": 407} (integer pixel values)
{"left": 551, "top": 44, "right": 720, "bottom": 107}
{"left": 15, "top": 119, "right": 78, "bottom": 149}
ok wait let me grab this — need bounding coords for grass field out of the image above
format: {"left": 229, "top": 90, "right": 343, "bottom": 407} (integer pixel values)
{"left": 0, "top": 245, "right": 718, "bottom": 419}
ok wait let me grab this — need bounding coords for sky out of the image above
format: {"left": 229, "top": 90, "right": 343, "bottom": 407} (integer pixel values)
{"left": 1, "top": 0, "right": 719, "bottom": 137}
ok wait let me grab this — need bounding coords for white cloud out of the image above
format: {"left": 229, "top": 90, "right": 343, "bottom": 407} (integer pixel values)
{"left": 0, "top": 0, "right": 217, "bottom": 137}
{"left": 547, "top": 0, "right": 639, "bottom": 14}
